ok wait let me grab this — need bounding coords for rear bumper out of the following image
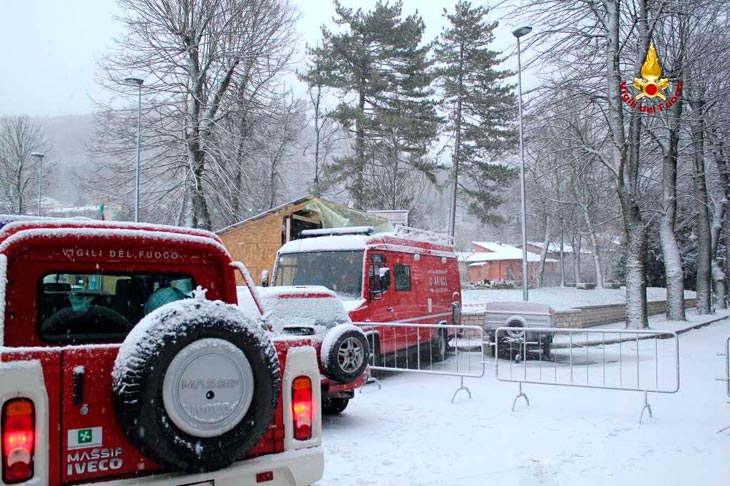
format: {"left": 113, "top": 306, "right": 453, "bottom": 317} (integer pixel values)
{"left": 92, "top": 446, "right": 324, "bottom": 486}
{"left": 322, "top": 371, "right": 367, "bottom": 398}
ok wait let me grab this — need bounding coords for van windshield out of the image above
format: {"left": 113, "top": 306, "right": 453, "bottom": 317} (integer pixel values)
{"left": 274, "top": 250, "right": 364, "bottom": 299}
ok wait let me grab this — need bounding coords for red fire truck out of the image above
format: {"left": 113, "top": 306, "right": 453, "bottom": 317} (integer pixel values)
{"left": 271, "top": 226, "right": 462, "bottom": 365}
{"left": 0, "top": 218, "right": 323, "bottom": 485}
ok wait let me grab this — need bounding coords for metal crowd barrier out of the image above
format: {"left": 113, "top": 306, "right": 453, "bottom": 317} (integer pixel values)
{"left": 353, "top": 322, "right": 485, "bottom": 403}
{"left": 495, "top": 326, "right": 680, "bottom": 423}
{"left": 718, "top": 337, "right": 730, "bottom": 434}
{"left": 722, "top": 337, "right": 730, "bottom": 399}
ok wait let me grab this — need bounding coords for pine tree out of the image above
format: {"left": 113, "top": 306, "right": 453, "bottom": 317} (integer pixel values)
{"left": 435, "top": 1, "right": 517, "bottom": 233}
{"left": 305, "top": 0, "right": 439, "bottom": 210}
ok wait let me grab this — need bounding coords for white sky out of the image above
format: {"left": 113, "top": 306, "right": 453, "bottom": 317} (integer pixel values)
{"left": 0, "top": 0, "right": 520, "bottom": 117}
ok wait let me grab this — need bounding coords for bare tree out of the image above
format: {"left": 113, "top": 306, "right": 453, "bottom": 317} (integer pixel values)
{"left": 515, "top": 0, "right": 663, "bottom": 327}
{"left": 0, "top": 116, "right": 48, "bottom": 214}
{"left": 97, "top": 0, "right": 298, "bottom": 229}
{"left": 646, "top": 3, "right": 687, "bottom": 320}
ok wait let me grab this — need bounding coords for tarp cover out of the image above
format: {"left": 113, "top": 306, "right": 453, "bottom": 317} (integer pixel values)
{"left": 305, "top": 198, "right": 393, "bottom": 233}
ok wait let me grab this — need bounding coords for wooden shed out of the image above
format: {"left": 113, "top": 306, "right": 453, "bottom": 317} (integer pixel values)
{"left": 216, "top": 196, "right": 391, "bottom": 285}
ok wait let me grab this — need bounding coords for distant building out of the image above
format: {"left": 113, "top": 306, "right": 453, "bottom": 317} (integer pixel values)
{"left": 217, "top": 196, "right": 392, "bottom": 285}
{"left": 462, "top": 241, "right": 557, "bottom": 285}
{"left": 40, "top": 197, "right": 121, "bottom": 220}
{"left": 521, "top": 241, "right": 591, "bottom": 258}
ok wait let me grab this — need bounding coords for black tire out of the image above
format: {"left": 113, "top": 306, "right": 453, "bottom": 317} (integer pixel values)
{"left": 430, "top": 329, "right": 448, "bottom": 362}
{"left": 322, "top": 397, "right": 349, "bottom": 415}
{"left": 498, "top": 320, "right": 524, "bottom": 361}
{"left": 369, "top": 335, "right": 383, "bottom": 367}
{"left": 112, "top": 299, "right": 280, "bottom": 474}
{"left": 322, "top": 326, "right": 370, "bottom": 384}
{"left": 505, "top": 320, "right": 525, "bottom": 340}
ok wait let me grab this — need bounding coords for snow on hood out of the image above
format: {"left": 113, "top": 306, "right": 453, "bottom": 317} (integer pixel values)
{"left": 237, "top": 285, "right": 351, "bottom": 336}
{"left": 341, "top": 298, "right": 366, "bottom": 313}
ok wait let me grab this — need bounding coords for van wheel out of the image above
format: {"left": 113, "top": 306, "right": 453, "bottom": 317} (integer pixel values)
{"left": 112, "top": 299, "right": 279, "bottom": 474}
{"left": 431, "top": 330, "right": 448, "bottom": 362}
{"left": 322, "top": 397, "right": 349, "bottom": 415}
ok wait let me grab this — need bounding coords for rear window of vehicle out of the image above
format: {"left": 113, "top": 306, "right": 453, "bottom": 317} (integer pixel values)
{"left": 38, "top": 272, "right": 194, "bottom": 344}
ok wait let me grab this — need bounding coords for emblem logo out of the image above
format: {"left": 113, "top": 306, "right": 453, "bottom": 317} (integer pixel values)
{"left": 620, "top": 42, "right": 682, "bottom": 113}
{"left": 68, "top": 427, "right": 103, "bottom": 450}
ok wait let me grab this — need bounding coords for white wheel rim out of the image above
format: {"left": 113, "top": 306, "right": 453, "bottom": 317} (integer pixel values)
{"left": 162, "top": 338, "right": 255, "bottom": 438}
{"left": 337, "top": 336, "right": 365, "bottom": 373}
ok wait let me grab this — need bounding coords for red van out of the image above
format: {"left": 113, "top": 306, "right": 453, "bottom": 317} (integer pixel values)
{"left": 272, "top": 226, "right": 462, "bottom": 364}
{"left": 0, "top": 218, "right": 323, "bottom": 486}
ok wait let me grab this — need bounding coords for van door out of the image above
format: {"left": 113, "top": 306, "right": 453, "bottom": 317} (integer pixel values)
{"left": 366, "top": 253, "right": 396, "bottom": 353}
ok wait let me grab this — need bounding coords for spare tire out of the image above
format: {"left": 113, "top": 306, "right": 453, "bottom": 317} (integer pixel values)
{"left": 112, "top": 299, "right": 280, "bottom": 474}
{"left": 320, "top": 324, "right": 369, "bottom": 384}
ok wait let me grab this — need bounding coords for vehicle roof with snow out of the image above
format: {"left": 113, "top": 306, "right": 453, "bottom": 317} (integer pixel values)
{"left": 0, "top": 218, "right": 224, "bottom": 245}
{"left": 277, "top": 225, "right": 456, "bottom": 256}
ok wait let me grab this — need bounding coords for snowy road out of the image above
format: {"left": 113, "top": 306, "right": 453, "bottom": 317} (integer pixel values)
{"left": 317, "top": 319, "right": 730, "bottom": 485}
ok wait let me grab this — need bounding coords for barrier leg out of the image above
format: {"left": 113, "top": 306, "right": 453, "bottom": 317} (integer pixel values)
{"left": 360, "top": 368, "right": 382, "bottom": 392}
{"left": 511, "top": 382, "right": 530, "bottom": 412}
{"left": 451, "top": 376, "right": 472, "bottom": 404}
{"left": 639, "top": 391, "right": 653, "bottom": 424}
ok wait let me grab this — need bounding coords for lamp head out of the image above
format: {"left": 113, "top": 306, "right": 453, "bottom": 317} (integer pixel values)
{"left": 124, "top": 77, "right": 144, "bottom": 87}
{"left": 512, "top": 26, "right": 533, "bottom": 38}
{"left": 30, "top": 152, "right": 44, "bottom": 159}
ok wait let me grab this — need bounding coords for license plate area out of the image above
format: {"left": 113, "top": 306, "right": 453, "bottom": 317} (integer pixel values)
{"left": 178, "top": 482, "right": 213, "bottom": 486}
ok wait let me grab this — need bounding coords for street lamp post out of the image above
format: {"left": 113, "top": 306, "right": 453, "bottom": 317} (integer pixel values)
{"left": 513, "top": 25, "right": 532, "bottom": 302}
{"left": 124, "top": 77, "right": 144, "bottom": 222}
{"left": 31, "top": 152, "right": 45, "bottom": 216}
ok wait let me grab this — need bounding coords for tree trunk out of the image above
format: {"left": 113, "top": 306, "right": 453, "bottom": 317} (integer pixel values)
{"left": 588, "top": 229, "right": 603, "bottom": 288}
{"left": 353, "top": 88, "right": 366, "bottom": 210}
{"left": 448, "top": 41, "right": 465, "bottom": 238}
{"left": 537, "top": 215, "right": 550, "bottom": 287}
{"left": 725, "top": 209, "right": 730, "bottom": 308}
{"left": 577, "top": 199, "right": 604, "bottom": 288}
{"left": 559, "top": 216, "right": 566, "bottom": 287}
{"left": 659, "top": 83, "right": 686, "bottom": 320}
{"left": 604, "top": 0, "right": 649, "bottom": 328}
{"left": 619, "top": 190, "right": 649, "bottom": 328}
{"left": 711, "top": 136, "right": 728, "bottom": 309}
{"left": 189, "top": 140, "right": 212, "bottom": 230}
{"left": 690, "top": 97, "right": 712, "bottom": 314}
{"left": 572, "top": 233, "right": 581, "bottom": 285}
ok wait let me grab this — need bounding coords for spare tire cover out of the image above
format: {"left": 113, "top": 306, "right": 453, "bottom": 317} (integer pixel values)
{"left": 321, "top": 324, "right": 369, "bottom": 384}
{"left": 112, "top": 299, "right": 280, "bottom": 473}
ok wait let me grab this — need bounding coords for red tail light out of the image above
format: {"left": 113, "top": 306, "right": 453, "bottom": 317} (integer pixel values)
{"left": 2, "top": 398, "right": 35, "bottom": 484}
{"left": 292, "top": 376, "right": 312, "bottom": 441}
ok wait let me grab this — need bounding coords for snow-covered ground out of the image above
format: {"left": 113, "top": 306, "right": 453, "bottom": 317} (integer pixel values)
{"left": 463, "top": 287, "right": 697, "bottom": 311}
{"left": 318, "top": 314, "right": 730, "bottom": 485}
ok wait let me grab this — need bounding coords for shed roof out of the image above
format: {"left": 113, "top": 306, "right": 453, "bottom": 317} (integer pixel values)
{"left": 215, "top": 196, "right": 392, "bottom": 235}
{"left": 469, "top": 241, "right": 556, "bottom": 263}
